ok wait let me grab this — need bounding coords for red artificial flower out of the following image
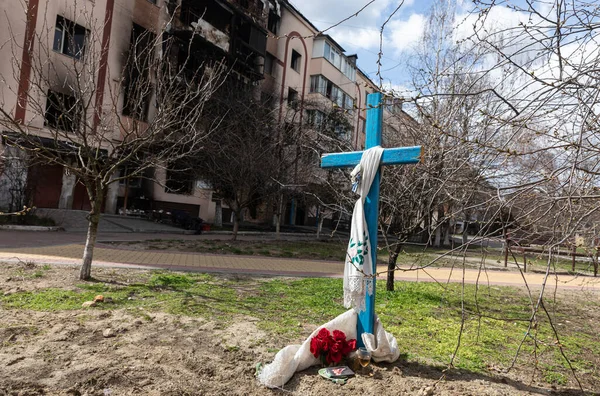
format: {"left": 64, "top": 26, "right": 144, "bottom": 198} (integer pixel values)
{"left": 310, "top": 327, "right": 357, "bottom": 366}
{"left": 310, "top": 336, "right": 321, "bottom": 358}
{"left": 316, "top": 328, "right": 330, "bottom": 341}
{"left": 327, "top": 350, "right": 343, "bottom": 364}
{"left": 342, "top": 338, "right": 357, "bottom": 355}
{"left": 316, "top": 328, "right": 332, "bottom": 352}
{"left": 332, "top": 330, "right": 346, "bottom": 342}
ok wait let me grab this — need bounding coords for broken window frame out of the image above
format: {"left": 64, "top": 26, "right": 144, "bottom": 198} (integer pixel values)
{"left": 53, "top": 16, "right": 88, "bottom": 60}
{"left": 122, "top": 23, "right": 155, "bottom": 122}
{"left": 44, "top": 90, "right": 82, "bottom": 133}
{"left": 264, "top": 52, "right": 276, "bottom": 75}
{"left": 290, "top": 50, "right": 301, "bottom": 73}
{"left": 165, "top": 163, "right": 195, "bottom": 195}
{"left": 287, "top": 87, "right": 299, "bottom": 107}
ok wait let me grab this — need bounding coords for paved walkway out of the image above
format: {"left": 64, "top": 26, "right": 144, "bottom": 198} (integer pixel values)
{"left": 35, "top": 209, "right": 188, "bottom": 233}
{"left": 1, "top": 240, "right": 599, "bottom": 291}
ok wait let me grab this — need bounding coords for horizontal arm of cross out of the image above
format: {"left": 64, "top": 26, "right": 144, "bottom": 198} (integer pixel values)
{"left": 320, "top": 146, "right": 422, "bottom": 169}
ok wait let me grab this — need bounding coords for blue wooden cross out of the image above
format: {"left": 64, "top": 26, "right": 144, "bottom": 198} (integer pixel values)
{"left": 321, "top": 92, "right": 421, "bottom": 344}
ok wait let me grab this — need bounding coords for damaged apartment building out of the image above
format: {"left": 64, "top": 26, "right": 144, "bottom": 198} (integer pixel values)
{"left": 0, "top": 0, "right": 413, "bottom": 226}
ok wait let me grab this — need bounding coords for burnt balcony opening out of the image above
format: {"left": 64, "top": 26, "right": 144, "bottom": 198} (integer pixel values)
{"left": 229, "top": 0, "right": 266, "bottom": 27}
{"left": 174, "top": 0, "right": 267, "bottom": 81}
{"left": 180, "top": 0, "right": 232, "bottom": 33}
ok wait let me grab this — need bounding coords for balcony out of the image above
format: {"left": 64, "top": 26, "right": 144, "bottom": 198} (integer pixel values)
{"left": 175, "top": 0, "right": 267, "bottom": 81}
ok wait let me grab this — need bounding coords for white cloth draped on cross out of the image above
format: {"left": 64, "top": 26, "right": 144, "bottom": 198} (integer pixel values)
{"left": 344, "top": 146, "right": 384, "bottom": 311}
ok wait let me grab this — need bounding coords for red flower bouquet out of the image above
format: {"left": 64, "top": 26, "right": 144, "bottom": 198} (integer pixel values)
{"left": 310, "top": 328, "right": 357, "bottom": 365}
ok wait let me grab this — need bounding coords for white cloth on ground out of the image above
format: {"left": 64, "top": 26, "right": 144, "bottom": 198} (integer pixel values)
{"left": 257, "top": 309, "right": 400, "bottom": 388}
{"left": 344, "top": 146, "right": 384, "bottom": 311}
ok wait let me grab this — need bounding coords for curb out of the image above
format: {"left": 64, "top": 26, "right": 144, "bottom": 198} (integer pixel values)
{"left": 0, "top": 225, "right": 62, "bottom": 232}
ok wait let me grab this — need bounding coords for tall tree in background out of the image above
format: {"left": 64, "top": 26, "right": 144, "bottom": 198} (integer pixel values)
{"left": 380, "top": 0, "right": 500, "bottom": 290}
{"left": 195, "top": 82, "right": 282, "bottom": 241}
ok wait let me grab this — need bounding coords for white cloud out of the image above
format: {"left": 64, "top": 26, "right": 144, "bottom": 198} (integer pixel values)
{"left": 386, "top": 13, "right": 426, "bottom": 53}
{"left": 290, "top": 0, "right": 394, "bottom": 50}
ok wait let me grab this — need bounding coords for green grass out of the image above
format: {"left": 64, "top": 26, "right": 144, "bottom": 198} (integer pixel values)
{"left": 1, "top": 272, "right": 598, "bottom": 387}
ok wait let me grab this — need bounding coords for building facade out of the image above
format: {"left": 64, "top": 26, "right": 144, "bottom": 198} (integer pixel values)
{"left": 0, "top": 0, "right": 268, "bottom": 222}
{"left": 0, "top": 0, "right": 414, "bottom": 225}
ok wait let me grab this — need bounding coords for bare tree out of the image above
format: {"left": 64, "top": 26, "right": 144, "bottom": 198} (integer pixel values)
{"left": 378, "top": 0, "right": 502, "bottom": 291}
{"left": 194, "top": 82, "right": 283, "bottom": 240}
{"left": 371, "top": 0, "right": 600, "bottom": 387}
{"left": 0, "top": 3, "right": 225, "bottom": 279}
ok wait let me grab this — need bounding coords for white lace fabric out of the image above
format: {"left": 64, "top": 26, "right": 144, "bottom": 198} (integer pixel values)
{"left": 343, "top": 146, "right": 384, "bottom": 311}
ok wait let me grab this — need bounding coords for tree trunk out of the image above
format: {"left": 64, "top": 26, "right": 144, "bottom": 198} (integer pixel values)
{"left": 79, "top": 199, "right": 102, "bottom": 280}
{"left": 434, "top": 225, "right": 442, "bottom": 247}
{"left": 317, "top": 216, "right": 324, "bottom": 239}
{"left": 386, "top": 240, "right": 404, "bottom": 291}
{"left": 214, "top": 200, "right": 223, "bottom": 227}
{"left": 232, "top": 212, "right": 241, "bottom": 241}
{"left": 122, "top": 178, "right": 129, "bottom": 214}
{"left": 434, "top": 206, "right": 443, "bottom": 247}
{"left": 462, "top": 221, "right": 469, "bottom": 246}
{"left": 503, "top": 231, "right": 509, "bottom": 268}
{"left": 422, "top": 211, "right": 432, "bottom": 245}
{"left": 443, "top": 220, "right": 451, "bottom": 247}
{"left": 595, "top": 248, "right": 599, "bottom": 277}
{"left": 275, "top": 194, "right": 283, "bottom": 240}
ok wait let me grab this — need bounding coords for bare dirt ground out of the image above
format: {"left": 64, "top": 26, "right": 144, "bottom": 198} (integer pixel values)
{"left": 0, "top": 264, "right": 595, "bottom": 396}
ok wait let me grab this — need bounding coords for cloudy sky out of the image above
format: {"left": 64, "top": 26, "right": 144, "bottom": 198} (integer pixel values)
{"left": 289, "top": 0, "right": 436, "bottom": 87}
{"left": 288, "top": 0, "right": 545, "bottom": 92}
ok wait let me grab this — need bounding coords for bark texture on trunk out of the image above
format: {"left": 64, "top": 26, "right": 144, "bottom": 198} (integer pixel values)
{"left": 386, "top": 241, "right": 404, "bottom": 291}
{"left": 274, "top": 194, "right": 283, "bottom": 240}
{"left": 443, "top": 221, "right": 451, "bottom": 247}
{"left": 317, "top": 216, "right": 324, "bottom": 239}
{"left": 79, "top": 206, "right": 101, "bottom": 280}
{"left": 275, "top": 214, "right": 281, "bottom": 240}
{"left": 214, "top": 200, "right": 223, "bottom": 227}
{"left": 232, "top": 213, "right": 240, "bottom": 241}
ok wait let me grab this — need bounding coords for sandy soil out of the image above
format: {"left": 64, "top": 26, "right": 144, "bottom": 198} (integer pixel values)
{"left": 0, "top": 264, "right": 594, "bottom": 396}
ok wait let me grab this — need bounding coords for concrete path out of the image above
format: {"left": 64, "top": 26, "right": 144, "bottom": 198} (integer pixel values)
{"left": 1, "top": 236, "right": 599, "bottom": 291}
{"left": 34, "top": 209, "right": 187, "bottom": 233}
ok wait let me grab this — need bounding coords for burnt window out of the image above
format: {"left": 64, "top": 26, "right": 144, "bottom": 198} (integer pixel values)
{"left": 165, "top": 163, "right": 195, "bottom": 195}
{"left": 264, "top": 53, "right": 275, "bottom": 75}
{"left": 268, "top": 9, "right": 280, "bottom": 34}
{"left": 53, "top": 16, "right": 87, "bottom": 60}
{"left": 118, "top": 166, "right": 142, "bottom": 188}
{"left": 122, "top": 24, "right": 155, "bottom": 121}
{"left": 45, "top": 90, "right": 81, "bottom": 132}
{"left": 290, "top": 50, "right": 301, "bottom": 72}
{"left": 287, "top": 88, "right": 298, "bottom": 106}
{"left": 181, "top": 0, "right": 231, "bottom": 32}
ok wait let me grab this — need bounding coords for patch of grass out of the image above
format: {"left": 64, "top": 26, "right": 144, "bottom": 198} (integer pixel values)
{"left": 32, "top": 270, "right": 45, "bottom": 278}
{"left": 148, "top": 273, "right": 195, "bottom": 289}
{"left": 543, "top": 365, "right": 569, "bottom": 385}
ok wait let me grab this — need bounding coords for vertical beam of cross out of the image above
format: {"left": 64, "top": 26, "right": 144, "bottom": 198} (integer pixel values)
{"left": 358, "top": 92, "right": 384, "bottom": 341}
{"left": 320, "top": 92, "right": 421, "bottom": 345}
